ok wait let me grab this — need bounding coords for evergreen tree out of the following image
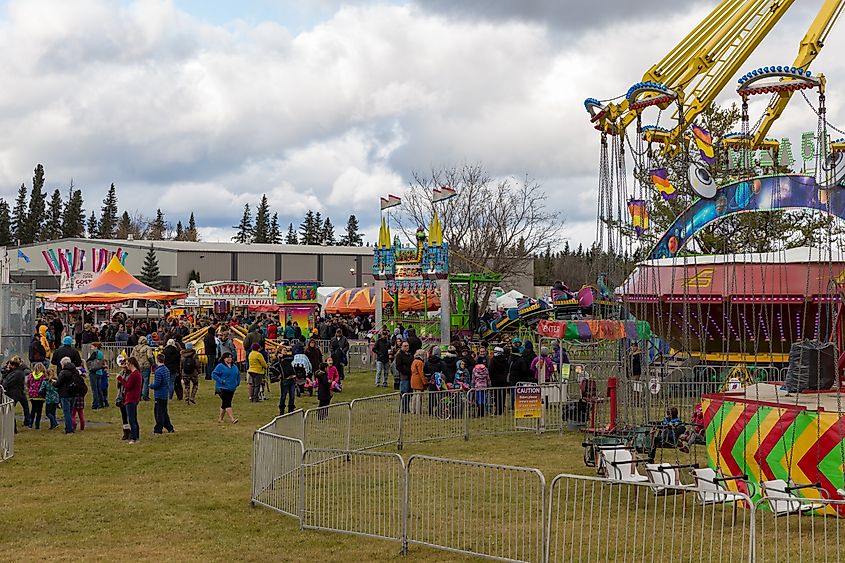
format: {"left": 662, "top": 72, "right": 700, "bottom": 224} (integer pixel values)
{"left": 321, "top": 217, "right": 336, "bottom": 245}
{"left": 285, "top": 223, "right": 298, "bottom": 244}
{"left": 62, "top": 186, "right": 85, "bottom": 238}
{"left": 253, "top": 194, "right": 271, "bottom": 243}
{"left": 11, "top": 183, "right": 27, "bottom": 244}
{"left": 269, "top": 212, "right": 281, "bottom": 244}
{"left": 299, "top": 210, "right": 319, "bottom": 245}
{"left": 22, "top": 165, "right": 47, "bottom": 243}
{"left": 185, "top": 212, "right": 199, "bottom": 241}
{"left": 0, "top": 200, "right": 11, "bottom": 246}
{"left": 149, "top": 209, "right": 167, "bottom": 240}
{"left": 340, "top": 214, "right": 363, "bottom": 246}
{"left": 116, "top": 211, "right": 133, "bottom": 239}
{"left": 175, "top": 220, "right": 184, "bottom": 241}
{"left": 139, "top": 245, "right": 161, "bottom": 289}
{"left": 232, "top": 204, "right": 253, "bottom": 244}
{"left": 87, "top": 211, "right": 98, "bottom": 238}
{"left": 313, "top": 212, "right": 323, "bottom": 244}
{"left": 44, "top": 189, "right": 64, "bottom": 240}
{"left": 98, "top": 183, "right": 119, "bottom": 239}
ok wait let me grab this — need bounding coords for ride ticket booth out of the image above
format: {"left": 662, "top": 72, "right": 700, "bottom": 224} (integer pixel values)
{"left": 276, "top": 281, "right": 320, "bottom": 334}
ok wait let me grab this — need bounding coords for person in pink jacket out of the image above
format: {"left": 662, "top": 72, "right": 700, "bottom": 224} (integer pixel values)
{"left": 530, "top": 347, "right": 556, "bottom": 384}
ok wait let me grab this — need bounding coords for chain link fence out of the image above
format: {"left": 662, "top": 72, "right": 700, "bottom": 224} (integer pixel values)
{"left": 0, "top": 282, "right": 36, "bottom": 365}
{"left": 0, "top": 386, "right": 14, "bottom": 461}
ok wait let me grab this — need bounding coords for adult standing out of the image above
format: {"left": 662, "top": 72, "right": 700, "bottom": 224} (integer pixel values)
{"left": 216, "top": 327, "right": 237, "bottom": 363}
{"left": 488, "top": 347, "right": 509, "bottom": 415}
{"left": 271, "top": 347, "right": 296, "bottom": 415}
{"left": 26, "top": 364, "right": 48, "bottom": 430}
{"left": 372, "top": 330, "right": 391, "bottom": 388}
{"left": 304, "top": 338, "right": 323, "bottom": 374}
{"left": 51, "top": 316, "right": 64, "bottom": 350}
{"left": 73, "top": 316, "right": 84, "bottom": 348}
{"left": 180, "top": 342, "right": 200, "bottom": 404}
{"left": 163, "top": 339, "right": 182, "bottom": 401}
{"left": 131, "top": 336, "right": 156, "bottom": 401}
{"left": 329, "top": 328, "right": 349, "bottom": 380}
{"left": 86, "top": 342, "right": 107, "bottom": 409}
{"left": 410, "top": 349, "right": 427, "bottom": 415}
{"left": 406, "top": 328, "right": 422, "bottom": 356}
{"left": 55, "top": 357, "right": 80, "bottom": 434}
{"left": 115, "top": 357, "right": 131, "bottom": 441}
{"left": 149, "top": 353, "right": 175, "bottom": 434}
{"left": 28, "top": 329, "right": 48, "bottom": 370}
{"left": 203, "top": 325, "right": 218, "bottom": 380}
{"left": 395, "top": 341, "right": 413, "bottom": 413}
{"left": 120, "top": 357, "right": 143, "bottom": 443}
{"left": 1, "top": 357, "right": 30, "bottom": 431}
{"left": 51, "top": 336, "right": 82, "bottom": 370}
{"left": 242, "top": 324, "right": 264, "bottom": 356}
{"left": 246, "top": 343, "right": 267, "bottom": 403}
{"left": 211, "top": 352, "right": 240, "bottom": 424}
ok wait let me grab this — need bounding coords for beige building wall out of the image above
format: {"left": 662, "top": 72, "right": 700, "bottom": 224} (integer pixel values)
{"left": 177, "top": 252, "right": 233, "bottom": 287}
{"left": 238, "top": 253, "right": 275, "bottom": 283}
{"left": 281, "top": 254, "right": 318, "bottom": 281}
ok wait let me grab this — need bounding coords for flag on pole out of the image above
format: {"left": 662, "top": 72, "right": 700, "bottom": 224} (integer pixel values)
{"left": 432, "top": 186, "right": 457, "bottom": 203}
{"left": 16, "top": 249, "right": 30, "bottom": 263}
{"left": 691, "top": 124, "right": 716, "bottom": 166}
{"left": 380, "top": 194, "right": 401, "bottom": 210}
{"left": 649, "top": 168, "right": 676, "bottom": 201}
{"left": 627, "top": 199, "right": 649, "bottom": 237}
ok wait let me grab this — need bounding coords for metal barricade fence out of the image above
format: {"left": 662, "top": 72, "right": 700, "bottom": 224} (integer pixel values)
{"left": 259, "top": 409, "right": 305, "bottom": 442}
{"left": 399, "top": 390, "right": 466, "bottom": 446}
{"left": 302, "top": 449, "right": 405, "bottom": 541}
{"left": 546, "top": 473, "right": 754, "bottom": 563}
{"left": 347, "top": 340, "right": 372, "bottom": 371}
{"left": 349, "top": 393, "right": 400, "bottom": 451}
{"left": 620, "top": 380, "right": 723, "bottom": 426}
{"left": 250, "top": 431, "right": 303, "bottom": 517}
{"left": 0, "top": 387, "right": 14, "bottom": 461}
{"left": 467, "top": 384, "right": 568, "bottom": 436}
{"left": 754, "top": 496, "right": 845, "bottom": 562}
{"left": 405, "top": 455, "right": 546, "bottom": 563}
{"left": 303, "top": 403, "right": 351, "bottom": 458}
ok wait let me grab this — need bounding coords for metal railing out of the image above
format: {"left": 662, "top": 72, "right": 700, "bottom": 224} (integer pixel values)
{"left": 0, "top": 386, "right": 14, "bottom": 462}
{"left": 250, "top": 431, "right": 303, "bottom": 517}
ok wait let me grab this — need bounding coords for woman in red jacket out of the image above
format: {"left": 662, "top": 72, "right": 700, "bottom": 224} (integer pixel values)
{"left": 119, "top": 357, "right": 143, "bottom": 444}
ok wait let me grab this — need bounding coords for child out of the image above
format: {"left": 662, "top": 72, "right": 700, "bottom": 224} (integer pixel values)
{"left": 326, "top": 357, "right": 342, "bottom": 393}
{"left": 654, "top": 406, "right": 687, "bottom": 453}
{"left": 471, "top": 362, "right": 491, "bottom": 417}
{"left": 316, "top": 362, "right": 332, "bottom": 419}
{"left": 72, "top": 367, "right": 88, "bottom": 431}
{"left": 451, "top": 360, "right": 470, "bottom": 391}
{"left": 26, "top": 363, "right": 48, "bottom": 430}
{"left": 149, "top": 353, "right": 175, "bottom": 434}
{"left": 41, "top": 368, "right": 60, "bottom": 430}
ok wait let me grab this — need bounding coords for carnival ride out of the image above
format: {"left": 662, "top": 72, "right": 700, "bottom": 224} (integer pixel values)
{"left": 580, "top": 0, "right": 845, "bottom": 514}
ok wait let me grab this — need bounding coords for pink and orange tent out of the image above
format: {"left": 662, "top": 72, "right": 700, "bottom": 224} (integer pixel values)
{"left": 46, "top": 256, "right": 186, "bottom": 304}
{"left": 324, "top": 287, "right": 440, "bottom": 315}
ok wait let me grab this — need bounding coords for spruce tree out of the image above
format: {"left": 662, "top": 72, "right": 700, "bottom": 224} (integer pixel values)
{"left": 87, "top": 211, "right": 98, "bottom": 238}
{"left": 253, "top": 194, "right": 271, "bottom": 243}
{"left": 148, "top": 209, "right": 167, "bottom": 240}
{"left": 98, "top": 183, "right": 119, "bottom": 239}
{"left": 44, "top": 189, "right": 63, "bottom": 240}
{"left": 62, "top": 186, "right": 85, "bottom": 238}
{"left": 139, "top": 245, "right": 161, "bottom": 289}
{"left": 232, "top": 204, "right": 253, "bottom": 244}
{"left": 340, "top": 214, "right": 363, "bottom": 246}
{"left": 175, "top": 220, "right": 184, "bottom": 241}
{"left": 186, "top": 212, "right": 199, "bottom": 241}
{"left": 321, "top": 217, "right": 336, "bottom": 245}
{"left": 11, "top": 183, "right": 27, "bottom": 244}
{"left": 299, "top": 210, "right": 319, "bottom": 245}
{"left": 285, "top": 223, "right": 298, "bottom": 244}
{"left": 116, "top": 211, "right": 133, "bottom": 239}
{"left": 22, "top": 165, "right": 47, "bottom": 243}
{"left": 313, "top": 212, "right": 323, "bottom": 244}
{"left": 269, "top": 212, "right": 281, "bottom": 244}
{"left": 0, "top": 200, "right": 12, "bottom": 246}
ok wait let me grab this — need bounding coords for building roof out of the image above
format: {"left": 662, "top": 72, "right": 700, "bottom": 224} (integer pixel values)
{"left": 641, "top": 246, "right": 845, "bottom": 267}
{"left": 14, "top": 237, "right": 374, "bottom": 256}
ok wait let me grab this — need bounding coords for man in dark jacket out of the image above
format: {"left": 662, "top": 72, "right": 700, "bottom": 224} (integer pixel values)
{"left": 180, "top": 343, "right": 200, "bottom": 404}
{"left": 394, "top": 340, "right": 413, "bottom": 413}
{"left": 329, "top": 329, "right": 350, "bottom": 380}
{"left": 51, "top": 317, "right": 64, "bottom": 349}
{"left": 163, "top": 339, "right": 182, "bottom": 400}
{"left": 406, "top": 328, "right": 422, "bottom": 355}
{"left": 51, "top": 336, "right": 83, "bottom": 369}
{"left": 1, "top": 357, "right": 30, "bottom": 431}
{"left": 28, "top": 332, "right": 47, "bottom": 367}
{"left": 242, "top": 324, "right": 264, "bottom": 354}
{"left": 372, "top": 330, "right": 391, "bottom": 387}
{"left": 203, "top": 325, "right": 218, "bottom": 380}
{"left": 55, "top": 357, "right": 81, "bottom": 433}
{"left": 488, "top": 347, "right": 510, "bottom": 415}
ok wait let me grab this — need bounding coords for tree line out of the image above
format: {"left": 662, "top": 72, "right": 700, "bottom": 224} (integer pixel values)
{"left": 0, "top": 164, "right": 198, "bottom": 246}
{"left": 232, "top": 194, "right": 364, "bottom": 246}
{"left": 534, "top": 241, "right": 634, "bottom": 290}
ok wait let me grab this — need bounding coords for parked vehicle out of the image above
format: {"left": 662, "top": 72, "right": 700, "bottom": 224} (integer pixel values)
{"left": 112, "top": 299, "right": 167, "bottom": 321}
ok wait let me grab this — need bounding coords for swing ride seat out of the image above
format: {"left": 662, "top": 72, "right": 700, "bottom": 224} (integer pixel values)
{"left": 598, "top": 447, "right": 649, "bottom": 483}
{"left": 761, "top": 479, "right": 826, "bottom": 517}
{"left": 582, "top": 435, "right": 626, "bottom": 469}
{"left": 691, "top": 468, "right": 736, "bottom": 505}
{"left": 645, "top": 463, "right": 697, "bottom": 495}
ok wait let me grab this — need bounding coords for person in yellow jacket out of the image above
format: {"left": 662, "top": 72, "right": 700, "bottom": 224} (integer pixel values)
{"left": 39, "top": 325, "right": 52, "bottom": 360}
{"left": 247, "top": 343, "right": 268, "bottom": 403}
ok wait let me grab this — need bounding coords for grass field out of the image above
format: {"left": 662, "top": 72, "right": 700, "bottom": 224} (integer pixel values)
{"left": 0, "top": 370, "right": 603, "bottom": 562}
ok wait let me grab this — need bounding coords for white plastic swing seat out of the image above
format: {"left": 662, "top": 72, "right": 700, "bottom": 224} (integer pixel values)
{"left": 600, "top": 448, "right": 648, "bottom": 483}
{"left": 762, "top": 479, "right": 825, "bottom": 516}
{"left": 645, "top": 463, "right": 689, "bottom": 495}
{"left": 691, "top": 468, "right": 732, "bottom": 504}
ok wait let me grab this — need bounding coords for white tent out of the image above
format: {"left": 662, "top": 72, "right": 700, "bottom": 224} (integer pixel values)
{"left": 495, "top": 289, "right": 525, "bottom": 310}
{"left": 318, "top": 286, "right": 342, "bottom": 307}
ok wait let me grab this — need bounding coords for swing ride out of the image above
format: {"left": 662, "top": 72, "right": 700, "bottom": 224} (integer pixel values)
{"left": 580, "top": 0, "right": 845, "bottom": 517}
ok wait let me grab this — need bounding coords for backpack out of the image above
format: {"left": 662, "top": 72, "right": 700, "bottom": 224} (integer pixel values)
{"left": 75, "top": 373, "right": 88, "bottom": 397}
{"left": 293, "top": 363, "right": 307, "bottom": 380}
{"left": 183, "top": 354, "right": 197, "bottom": 374}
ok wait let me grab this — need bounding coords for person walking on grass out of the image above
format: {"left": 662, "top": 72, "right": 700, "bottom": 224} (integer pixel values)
{"left": 211, "top": 352, "right": 240, "bottom": 424}
{"left": 131, "top": 335, "right": 156, "bottom": 401}
{"left": 51, "top": 335, "right": 81, "bottom": 371}
{"left": 26, "top": 363, "right": 48, "bottom": 430}
{"left": 247, "top": 343, "right": 267, "bottom": 403}
{"left": 272, "top": 347, "right": 297, "bottom": 415}
{"left": 41, "top": 368, "right": 60, "bottom": 430}
{"left": 203, "top": 325, "right": 218, "bottom": 380}
{"left": 163, "top": 339, "right": 182, "bottom": 401}
{"left": 2, "top": 356, "right": 30, "bottom": 432}
{"left": 86, "top": 342, "right": 106, "bottom": 409}
{"left": 115, "top": 356, "right": 131, "bottom": 441}
{"left": 55, "top": 357, "right": 80, "bottom": 433}
{"left": 119, "top": 357, "right": 143, "bottom": 443}
{"left": 71, "top": 367, "right": 88, "bottom": 432}
{"left": 180, "top": 342, "right": 200, "bottom": 404}
{"left": 149, "top": 353, "right": 175, "bottom": 434}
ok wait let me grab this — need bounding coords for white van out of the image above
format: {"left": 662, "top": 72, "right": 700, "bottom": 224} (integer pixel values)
{"left": 112, "top": 299, "right": 167, "bottom": 321}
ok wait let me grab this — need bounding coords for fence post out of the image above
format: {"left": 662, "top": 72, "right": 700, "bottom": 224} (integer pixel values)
{"left": 463, "top": 390, "right": 470, "bottom": 441}
{"left": 398, "top": 396, "right": 404, "bottom": 450}
{"left": 345, "top": 404, "right": 352, "bottom": 451}
{"left": 607, "top": 376, "right": 617, "bottom": 431}
{"left": 298, "top": 449, "right": 306, "bottom": 530}
{"left": 401, "top": 456, "right": 410, "bottom": 556}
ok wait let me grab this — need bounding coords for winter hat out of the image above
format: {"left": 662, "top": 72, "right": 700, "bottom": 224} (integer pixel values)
{"left": 62, "top": 336, "right": 73, "bottom": 345}
{"left": 166, "top": 339, "right": 176, "bottom": 347}
{"left": 512, "top": 337, "right": 522, "bottom": 345}
{"left": 186, "top": 342, "right": 194, "bottom": 350}
{"left": 431, "top": 347, "right": 441, "bottom": 357}
{"left": 493, "top": 347, "right": 504, "bottom": 355}
{"left": 251, "top": 343, "right": 261, "bottom": 351}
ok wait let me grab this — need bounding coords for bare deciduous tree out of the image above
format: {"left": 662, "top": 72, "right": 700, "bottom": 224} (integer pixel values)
{"left": 398, "top": 163, "right": 563, "bottom": 306}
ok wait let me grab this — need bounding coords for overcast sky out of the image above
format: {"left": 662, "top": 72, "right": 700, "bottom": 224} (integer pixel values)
{"left": 0, "top": 0, "right": 842, "bottom": 247}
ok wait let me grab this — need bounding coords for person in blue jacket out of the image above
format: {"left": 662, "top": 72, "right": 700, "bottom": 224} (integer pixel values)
{"left": 149, "top": 353, "right": 175, "bottom": 434}
{"left": 212, "top": 352, "right": 240, "bottom": 424}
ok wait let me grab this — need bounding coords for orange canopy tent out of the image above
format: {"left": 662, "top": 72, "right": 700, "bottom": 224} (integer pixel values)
{"left": 324, "top": 287, "right": 440, "bottom": 315}
{"left": 46, "top": 256, "right": 187, "bottom": 304}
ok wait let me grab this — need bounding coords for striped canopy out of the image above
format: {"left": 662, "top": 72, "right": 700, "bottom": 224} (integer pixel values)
{"left": 47, "top": 256, "right": 187, "bottom": 304}
{"left": 324, "top": 287, "right": 440, "bottom": 315}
